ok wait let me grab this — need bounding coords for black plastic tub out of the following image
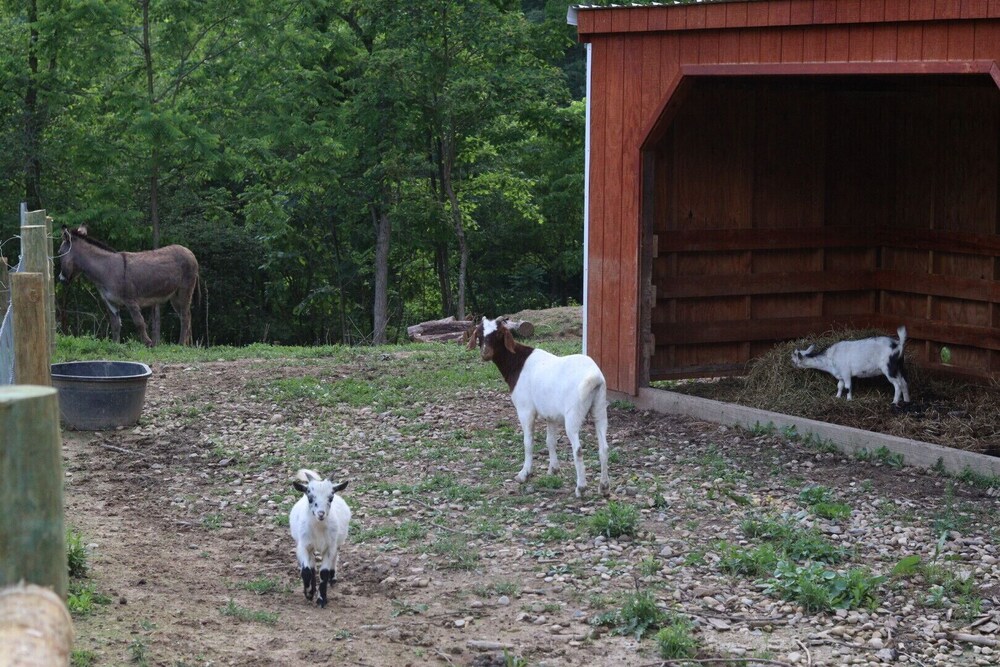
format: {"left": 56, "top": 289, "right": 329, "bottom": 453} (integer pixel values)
{"left": 50, "top": 361, "right": 153, "bottom": 430}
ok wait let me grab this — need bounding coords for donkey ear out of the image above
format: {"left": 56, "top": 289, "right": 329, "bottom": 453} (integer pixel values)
{"left": 502, "top": 327, "right": 516, "bottom": 354}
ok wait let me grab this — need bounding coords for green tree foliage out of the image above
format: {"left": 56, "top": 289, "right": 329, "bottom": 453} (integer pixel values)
{"left": 0, "top": 0, "right": 586, "bottom": 345}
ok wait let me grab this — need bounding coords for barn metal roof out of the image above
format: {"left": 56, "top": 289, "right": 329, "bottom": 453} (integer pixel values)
{"left": 568, "top": 0, "right": 734, "bottom": 26}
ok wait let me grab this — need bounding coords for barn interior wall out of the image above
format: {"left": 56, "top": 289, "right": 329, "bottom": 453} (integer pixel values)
{"left": 652, "top": 76, "right": 1000, "bottom": 381}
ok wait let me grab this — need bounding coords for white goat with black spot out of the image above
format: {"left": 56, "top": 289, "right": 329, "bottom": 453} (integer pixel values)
{"left": 289, "top": 469, "right": 351, "bottom": 608}
{"left": 790, "top": 325, "right": 910, "bottom": 405}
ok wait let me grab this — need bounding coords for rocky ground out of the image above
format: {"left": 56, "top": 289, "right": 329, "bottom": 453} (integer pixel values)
{"left": 63, "top": 340, "right": 999, "bottom": 666}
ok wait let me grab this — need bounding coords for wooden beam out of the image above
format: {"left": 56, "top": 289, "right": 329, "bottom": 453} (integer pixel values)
{"left": 658, "top": 227, "right": 1000, "bottom": 255}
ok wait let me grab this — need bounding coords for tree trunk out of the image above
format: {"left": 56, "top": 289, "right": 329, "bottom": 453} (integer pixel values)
{"left": 330, "top": 220, "right": 348, "bottom": 344}
{"left": 440, "top": 135, "right": 467, "bottom": 320}
{"left": 435, "top": 242, "right": 452, "bottom": 316}
{"left": 372, "top": 204, "right": 390, "bottom": 345}
{"left": 23, "top": 0, "right": 42, "bottom": 210}
{"left": 142, "top": 0, "right": 162, "bottom": 344}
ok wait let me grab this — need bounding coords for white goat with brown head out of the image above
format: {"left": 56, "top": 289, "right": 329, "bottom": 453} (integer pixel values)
{"left": 468, "top": 316, "right": 611, "bottom": 497}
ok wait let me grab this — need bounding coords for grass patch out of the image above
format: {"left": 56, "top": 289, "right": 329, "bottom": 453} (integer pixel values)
{"left": 354, "top": 520, "right": 428, "bottom": 547}
{"left": 427, "top": 535, "right": 479, "bottom": 570}
{"left": 741, "top": 516, "right": 848, "bottom": 564}
{"left": 66, "top": 528, "right": 89, "bottom": 578}
{"left": 391, "top": 599, "right": 428, "bottom": 617}
{"left": 656, "top": 617, "right": 700, "bottom": 660}
{"left": 71, "top": 650, "right": 98, "bottom": 667}
{"left": 239, "top": 577, "right": 284, "bottom": 595}
{"left": 474, "top": 580, "right": 521, "bottom": 598}
{"left": 592, "top": 590, "right": 669, "bottom": 640}
{"left": 767, "top": 562, "right": 885, "bottom": 612}
{"left": 536, "top": 475, "right": 564, "bottom": 490}
{"left": 128, "top": 638, "right": 149, "bottom": 666}
{"left": 67, "top": 582, "right": 112, "bottom": 617}
{"left": 798, "top": 485, "right": 852, "bottom": 520}
{"left": 588, "top": 502, "right": 639, "bottom": 539}
{"left": 718, "top": 542, "right": 780, "bottom": 578}
{"left": 855, "top": 446, "right": 904, "bottom": 468}
{"left": 220, "top": 600, "right": 279, "bottom": 625}
{"left": 953, "top": 466, "right": 1000, "bottom": 489}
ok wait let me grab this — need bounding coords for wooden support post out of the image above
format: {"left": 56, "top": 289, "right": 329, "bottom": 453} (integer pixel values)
{"left": 22, "top": 209, "right": 55, "bottom": 353}
{"left": 0, "top": 386, "right": 67, "bottom": 600}
{"left": 11, "top": 272, "right": 50, "bottom": 386}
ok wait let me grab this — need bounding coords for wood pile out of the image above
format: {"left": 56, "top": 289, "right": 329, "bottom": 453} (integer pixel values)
{"left": 407, "top": 316, "right": 534, "bottom": 343}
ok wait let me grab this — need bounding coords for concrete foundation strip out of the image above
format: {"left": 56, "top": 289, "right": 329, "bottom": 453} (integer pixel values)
{"left": 612, "top": 388, "right": 1000, "bottom": 479}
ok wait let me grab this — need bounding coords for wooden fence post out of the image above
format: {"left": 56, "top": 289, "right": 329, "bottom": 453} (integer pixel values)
{"left": 22, "top": 209, "right": 55, "bottom": 353}
{"left": 43, "top": 214, "right": 56, "bottom": 353}
{"left": 11, "top": 273, "right": 50, "bottom": 387}
{"left": 0, "top": 583, "right": 74, "bottom": 664}
{"left": 0, "top": 385, "right": 67, "bottom": 600}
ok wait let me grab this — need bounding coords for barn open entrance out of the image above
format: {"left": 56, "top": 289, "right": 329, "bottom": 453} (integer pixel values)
{"left": 639, "top": 64, "right": 1000, "bottom": 386}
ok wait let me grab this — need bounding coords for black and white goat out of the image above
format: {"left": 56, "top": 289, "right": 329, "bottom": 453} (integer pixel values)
{"left": 290, "top": 469, "right": 351, "bottom": 608}
{"left": 468, "top": 316, "right": 610, "bottom": 497}
{"left": 790, "top": 325, "right": 910, "bottom": 405}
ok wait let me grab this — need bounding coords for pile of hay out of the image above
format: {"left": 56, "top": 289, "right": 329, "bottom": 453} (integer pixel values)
{"left": 669, "top": 327, "right": 1000, "bottom": 455}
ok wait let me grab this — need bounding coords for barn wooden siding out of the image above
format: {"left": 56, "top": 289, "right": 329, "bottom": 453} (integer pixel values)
{"left": 576, "top": 0, "right": 1000, "bottom": 394}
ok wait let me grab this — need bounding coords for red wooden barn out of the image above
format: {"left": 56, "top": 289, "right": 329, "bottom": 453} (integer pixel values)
{"left": 570, "top": 0, "right": 1000, "bottom": 396}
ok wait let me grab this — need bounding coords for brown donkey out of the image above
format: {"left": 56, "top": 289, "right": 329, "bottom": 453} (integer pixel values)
{"left": 57, "top": 225, "right": 200, "bottom": 346}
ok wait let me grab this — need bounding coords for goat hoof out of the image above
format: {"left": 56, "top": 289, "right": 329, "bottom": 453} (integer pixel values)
{"left": 515, "top": 472, "right": 528, "bottom": 483}
{"left": 599, "top": 483, "right": 610, "bottom": 497}
{"left": 575, "top": 486, "right": 584, "bottom": 498}
{"left": 317, "top": 597, "right": 328, "bottom": 608}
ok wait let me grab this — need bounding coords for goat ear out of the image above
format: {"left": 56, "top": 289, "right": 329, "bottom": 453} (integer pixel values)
{"left": 78, "top": 225, "right": 88, "bottom": 236}
{"left": 466, "top": 326, "right": 480, "bottom": 350}
{"left": 293, "top": 480, "right": 309, "bottom": 494}
{"left": 331, "top": 481, "right": 348, "bottom": 493}
{"left": 804, "top": 345, "right": 815, "bottom": 355}
{"left": 502, "top": 326, "right": 516, "bottom": 354}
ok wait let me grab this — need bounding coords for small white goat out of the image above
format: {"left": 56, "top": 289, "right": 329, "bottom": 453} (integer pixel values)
{"left": 289, "top": 469, "right": 351, "bottom": 608}
{"left": 468, "top": 316, "right": 610, "bottom": 497}
{"left": 790, "top": 325, "right": 910, "bottom": 405}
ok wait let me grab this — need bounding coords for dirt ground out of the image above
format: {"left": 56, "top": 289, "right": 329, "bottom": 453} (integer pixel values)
{"left": 63, "top": 343, "right": 999, "bottom": 666}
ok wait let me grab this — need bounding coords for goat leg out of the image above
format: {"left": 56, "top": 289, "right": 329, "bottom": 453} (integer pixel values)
{"left": 301, "top": 565, "right": 315, "bottom": 602}
{"left": 318, "top": 568, "right": 334, "bottom": 608}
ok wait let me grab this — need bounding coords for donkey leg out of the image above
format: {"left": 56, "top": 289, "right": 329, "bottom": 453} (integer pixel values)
{"left": 125, "top": 303, "right": 154, "bottom": 347}
{"left": 170, "top": 293, "right": 193, "bottom": 346}
{"left": 106, "top": 305, "right": 123, "bottom": 343}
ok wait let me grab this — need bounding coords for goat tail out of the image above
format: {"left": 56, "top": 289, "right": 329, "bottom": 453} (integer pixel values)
{"left": 897, "top": 325, "right": 907, "bottom": 350}
{"left": 581, "top": 373, "right": 609, "bottom": 428}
